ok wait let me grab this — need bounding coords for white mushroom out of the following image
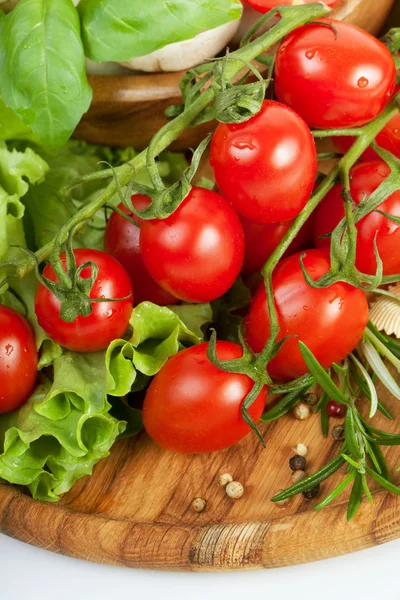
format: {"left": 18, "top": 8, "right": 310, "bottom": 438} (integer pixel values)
{"left": 120, "top": 20, "right": 241, "bottom": 73}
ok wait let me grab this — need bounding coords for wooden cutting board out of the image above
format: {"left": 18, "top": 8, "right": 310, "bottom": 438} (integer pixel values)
{"left": 1, "top": 376, "right": 400, "bottom": 571}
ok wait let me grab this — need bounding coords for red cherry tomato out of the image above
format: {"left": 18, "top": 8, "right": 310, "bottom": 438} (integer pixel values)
{"left": 334, "top": 105, "right": 400, "bottom": 161}
{"left": 104, "top": 197, "right": 178, "bottom": 306}
{"left": 241, "top": 213, "right": 314, "bottom": 275}
{"left": 0, "top": 306, "right": 38, "bottom": 414}
{"left": 142, "top": 341, "right": 267, "bottom": 453}
{"left": 140, "top": 187, "right": 245, "bottom": 303}
{"left": 35, "top": 249, "right": 133, "bottom": 352}
{"left": 243, "top": 0, "right": 339, "bottom": 13}
{"left": 313, "top": 161, "right": 400, "bottom": 276}
{"left": 245, "top": 249, "right": 368, "bottom": 380}
{"left": 274, "top": 19, "right": 396, "bottom": 129}
{"left": 210, "top": 100, "right": 317, "bottom": 224}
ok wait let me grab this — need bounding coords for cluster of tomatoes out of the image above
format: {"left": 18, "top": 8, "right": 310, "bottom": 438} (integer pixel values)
{"left": 1, "top": 18, "right": 400, "bottom": 456}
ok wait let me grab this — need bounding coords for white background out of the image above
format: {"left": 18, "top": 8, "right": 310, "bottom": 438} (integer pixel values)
{"left": 1, "top": 533, "right": 400, "bottom": 600}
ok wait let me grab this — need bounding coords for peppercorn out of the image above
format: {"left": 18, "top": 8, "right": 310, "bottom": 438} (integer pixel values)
{"left": 304, "top": 392, "right": 318, "bottom": 406}
{"left": 225, "top": 481, "right": 244, "bottom": 499}
{"left": 218, "top": 473, "right": 233, "bottom": 487}
{"left": 289, "top": 454, "right": 307, "bottom": 471}
{"left": 192, "top": 497, "right": 207, "bottom": 513}
{"left": 293, "top": 443, "right": 308, "bottom": 457}
{"left": 293, "top": 402, "right": 310, "bottom": 420}
{"left": 292, "top": 470, "right": 306, "bottom": 484}
{"left": 332, "top": 425, "right": 345, "bottom": 441}
{"left": 327, "top": 400, "right": 347, "bottom": 418}
{"left": 302, "top": 484, "right": 320, "bottom": 500}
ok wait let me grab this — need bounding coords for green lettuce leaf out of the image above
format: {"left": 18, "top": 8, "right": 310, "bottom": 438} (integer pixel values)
{"left": 0, "top": 0, "right": 92, "bottom": 150}
{"left": 0, "top": 373, "right": 124, "bottom": 502}
{"left": 106, "top": 301, "right": 212, "bottom": 396}
{"left": 79, "top": 0, "right": 242, "bottom": 62}
{"left": 0, "top": 141, "right": 48, "bottom": 286}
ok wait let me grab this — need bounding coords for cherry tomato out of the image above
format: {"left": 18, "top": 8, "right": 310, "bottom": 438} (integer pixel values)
{"left": 245, "top": 249, "right": 368, "bottom": 380}
{"left": 142, "top": 341, "right": 266, "bottom": 453}
{"left": 274, "top": 19, "right": 396, "bottom": 129}
{"left": 313, "top": 161, "right": 400, "bottom": 276}
{"left": 334, "top": 107, "right": 400, "bottom": 161}
{"left": 140, "top": 187, "right": 245, "bottom": 303}
{"left": 243, "top": 0, "right": 339, "bottom": 13}
{"left": 104, "top": 197, "right": 178, "bottom": 306}
{"left": 35, "top": 249, "right": 133, "bottom": 352}
{"left": 241, "top": 213, "right": 314, "bottom": 275}
{"left": 210, "top": 100, "right": 317, "bottom": 224}
{"left": 0, "top": 306, "right": 38, "bottom": 414}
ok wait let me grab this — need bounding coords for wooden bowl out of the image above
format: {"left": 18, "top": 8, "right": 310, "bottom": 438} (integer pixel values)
{"left": 73, "top": 0, "right": 396, "bottom": 151}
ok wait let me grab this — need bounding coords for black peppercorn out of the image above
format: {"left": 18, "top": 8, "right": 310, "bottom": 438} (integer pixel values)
{"left": 332, "top": 425, "right": 345, "bottom": 441}
{"left": 304, "top": 392, "right": 318, "bottom": 406}
{"left": 289, "top": 454, "right": 307, "bottom": 471}
{"left": 303, "top": 484, "right": 320, "bottom": 500}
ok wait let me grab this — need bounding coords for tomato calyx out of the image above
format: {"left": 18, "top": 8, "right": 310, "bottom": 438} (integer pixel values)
{"left": 207, "top": 328, "right": 269, "bottom": 446}
{"left": 22, "top": 234, "right": 132, "bottom": 323}
{"left": 124, "top": 134, "right": 212, "bottom": 222}
{"left": 306, "top": 109, "right": 400, "bottom": 292}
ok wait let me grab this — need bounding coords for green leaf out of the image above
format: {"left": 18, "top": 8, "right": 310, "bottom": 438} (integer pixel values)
{"left": 79, "top": 0, "right": 242, "bottom": 62}
{"left": 0, "top": 95, "right": 36, "bottom": 142}
{"left": 344, "top": 408, "right": 363, "bottom": 459}
{"left": 106, "top": 301, "right": 211, "bottom": 396}
{"left": 0, "top": 0, "right": 92, "bottom": 149}
{"left": 298, "top": 341, "right": 349, "bottom": 405}
{"left": 314, "top": 473, "right": 355, "bottom": 511}
{"left": 261, "top": 382, "right": 312, "bottom": 422}
{"left": 22, "top": 141, "right": 107, "bottom": 250}
{"left": 0, "top": 141, "right": 48, "bottom": 285}
{"left": 319, "top": 392, "right": 329, "bottom": 438}
{"left": 347, "top": 473, "right": 363, "bottom": 521}
{"left": 365, "top": 465, "right": 400, "bottom": 495}
{"left": 271, "top": 453, "right": 346, "bottom": 502}
{"left": 0, "top": 364, "right": 124, "bottom": 502}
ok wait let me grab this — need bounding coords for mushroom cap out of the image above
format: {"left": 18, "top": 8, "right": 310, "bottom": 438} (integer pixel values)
{"left": 120, "top": 19, "right": 241, "bottom": 73}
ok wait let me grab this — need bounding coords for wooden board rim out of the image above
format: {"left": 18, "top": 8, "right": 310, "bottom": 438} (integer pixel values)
{"left": 1, "top": 482, "right": 399, "bottom": 571}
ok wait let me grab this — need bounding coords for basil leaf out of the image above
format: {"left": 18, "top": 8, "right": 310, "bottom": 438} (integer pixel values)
{"left": 0, "top": 0, "right": 92, "bottom": 150}
{"left": 79, "top": 0, "right": 242, "bottom": 62}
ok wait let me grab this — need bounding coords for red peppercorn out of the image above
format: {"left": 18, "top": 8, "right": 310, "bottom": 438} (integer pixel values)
{"left": 326, "top": 400, "right": 347, "bottom": 418}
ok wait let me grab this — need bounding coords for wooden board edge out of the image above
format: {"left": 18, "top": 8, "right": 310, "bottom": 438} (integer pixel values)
{"left": 1, "top": 484, "right": 399, "bottom": 571}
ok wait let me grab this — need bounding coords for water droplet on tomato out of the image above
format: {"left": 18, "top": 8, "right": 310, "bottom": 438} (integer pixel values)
{"left": 393, "top": 128, "right": 399, "bottom": 134}
{"left": 107, "top": 309, "right": 113, "bottom": 318}
{"left": 233, "top": 138, "right": 256, "bottom": 151}
{"left": 357, "top": 77, "right": 369, "bottom": 88}
{"left": 305, "top": 48, "right": 318, "bottom": 60}
{"left": 5, "top": 344, "right": 13, "bottom": 357}
{"left": 303, "top": 305, "right": 309, "bottom": 311}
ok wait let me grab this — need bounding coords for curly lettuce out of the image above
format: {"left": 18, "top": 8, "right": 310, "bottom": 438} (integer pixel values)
{"left": 0, "top": 301, "right": 211, "bottom": 501}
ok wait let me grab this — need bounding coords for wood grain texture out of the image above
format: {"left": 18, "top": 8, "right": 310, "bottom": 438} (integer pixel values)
{"left": 1, "top": 373, "right": 400, "bottom": 570}
{"left": 73, "top": 0, "right": 395, "bottom": 150}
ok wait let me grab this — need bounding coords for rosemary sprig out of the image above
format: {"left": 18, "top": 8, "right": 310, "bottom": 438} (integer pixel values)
{"left": 271, "top": 342, "right": 400, "bottom": 520}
